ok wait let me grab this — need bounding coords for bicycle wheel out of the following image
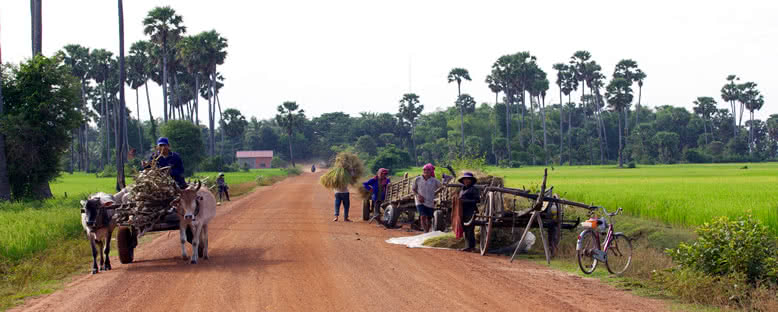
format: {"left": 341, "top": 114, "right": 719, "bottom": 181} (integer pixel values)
{"left": 576, "top": 229, "right": 599, "bottom": 274}
{"left": 605, "top": 234, "right": 633, "bottom": 275}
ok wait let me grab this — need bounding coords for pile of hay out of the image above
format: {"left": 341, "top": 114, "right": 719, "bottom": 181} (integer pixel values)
{"left": 320, "top": 152, "right": 365, "bottom": 190}
{"left": 114, "top": 160, "right": 180, "bottom": 232}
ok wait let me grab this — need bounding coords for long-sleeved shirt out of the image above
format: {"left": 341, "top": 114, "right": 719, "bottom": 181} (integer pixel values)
{"left": 459, "top": 184, "right": 480, "bottom": 216}
{"left": 144, "top": 152, "right": 186, "bottom": 187}
{"left": 216, "top": 176, "right": 226, "bottom": 187}
{"left": 363, "top": 177, "right": 390, "bottom": 201}
{"left": 412, "top": 176, "right": 442, "bottom": 208}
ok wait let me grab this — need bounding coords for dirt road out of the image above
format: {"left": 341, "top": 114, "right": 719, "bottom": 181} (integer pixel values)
{"left": 14, "top": 172, "right": 667, "bottom": 312}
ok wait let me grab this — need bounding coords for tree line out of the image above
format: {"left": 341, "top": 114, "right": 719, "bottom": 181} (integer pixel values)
{"left": 0, "top": 3, "right": 774, "bottom": 201}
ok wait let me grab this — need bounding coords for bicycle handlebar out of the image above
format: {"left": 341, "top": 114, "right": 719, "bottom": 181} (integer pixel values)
{"left": 589, "top": 206, "right": 623, "bottom": 218}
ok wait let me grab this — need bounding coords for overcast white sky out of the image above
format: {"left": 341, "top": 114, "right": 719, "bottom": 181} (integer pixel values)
{"left": 2, "top": 0, "right": 777, "bottom": 123}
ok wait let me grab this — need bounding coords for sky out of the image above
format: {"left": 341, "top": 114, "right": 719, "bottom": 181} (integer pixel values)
{"left": 2, "top": 0, "right": 777, "bottom": 124}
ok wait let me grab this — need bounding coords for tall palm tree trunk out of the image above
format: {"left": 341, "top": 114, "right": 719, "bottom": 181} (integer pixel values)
{"left": 162, "top": 42, "right": 169, "bottom": 122}
{"left": 559, "top": 88, "right": 563, "bottom": 165}
{"left": 144, "top": 81, "right": 156, "bottom": 141}
{"left": 116, "top": 0, "right": 127, "bottom": 191}
{"left": 209, "top": 70, "right": 216, "bottom": 156}
{"left": 30, "top": 0, "right": 42, "bottom": 55}
{"left": 136, "top": 88, "right": 143, "bottom": 152}
{"left": 542, "top": 95, "right": 547, "bottom": 166}
{"left": 194, "top": 74, "right": 199, "bottom": 125}
{"left": 0, "top": 44, "right": 11, "bottom": 200}
{"left": 457, "top": 83, "right": 464, "bottom": 156}
{"left": 568, "top": 94, "right": 572, "bottom": 166}
{"left": 618, "top": 108, "right": 623, "bottom": 168}
{"left": 635, "top": 85, "right": 642, "bottom": 126}
{"left": 506, "top": 95, "right": 512, "bottom": 162}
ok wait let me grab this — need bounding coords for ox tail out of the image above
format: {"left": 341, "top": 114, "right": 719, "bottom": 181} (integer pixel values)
{"left": 185, "top": 225, "right": 194, "bottom": 244}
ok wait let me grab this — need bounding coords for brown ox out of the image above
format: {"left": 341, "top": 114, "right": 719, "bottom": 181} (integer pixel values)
{"left": 80, "top": 192, "right": 117, "bottom": 274}
{"left": 173, "top": 181, "right": 217, "bottom": 264}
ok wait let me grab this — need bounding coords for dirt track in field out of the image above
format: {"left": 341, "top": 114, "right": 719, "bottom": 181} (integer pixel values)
{"left": 12, "top": 172, "right": 667, "bottom": 312}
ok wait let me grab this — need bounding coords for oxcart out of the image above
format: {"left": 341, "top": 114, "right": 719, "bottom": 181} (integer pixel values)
{"left": 109, "top": 198, "right": 187, "bottom": 264}
{"left": 380, "top": 168, "right": 593, "bottom": 262}
{"left": 473, "top": 169, "right": 600, "bottom": 263}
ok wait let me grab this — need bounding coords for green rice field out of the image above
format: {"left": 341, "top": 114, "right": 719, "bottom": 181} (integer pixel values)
{"left": 490, "top": 163, "right": 778, "bottom": 234}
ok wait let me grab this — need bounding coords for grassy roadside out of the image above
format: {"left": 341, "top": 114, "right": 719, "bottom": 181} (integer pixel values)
{"left": 0, "top": 168, "right": 295, "bottom": 311}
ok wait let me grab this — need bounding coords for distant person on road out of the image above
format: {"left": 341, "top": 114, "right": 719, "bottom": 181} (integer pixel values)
{"left": 363, "top": 168, "right": 390, "bottom": 220}
{"left": 458, "top": 172, "right": 480, "bottom": 252}
{"left": 142, "top": 137, "right": 187, "bottom": 189}
{"left": 217, "top": 172, "right": 230, "bottom": 204}
{"left": 413, "top": 164, "right": 442, "bottom": 232}
{"left": 311, "top": 164, "right": 316, "bottom": 172}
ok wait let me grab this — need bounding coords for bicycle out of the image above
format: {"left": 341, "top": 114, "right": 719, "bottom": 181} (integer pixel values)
{"left": 576, "top": 206, "right": 633, "bottom": 275}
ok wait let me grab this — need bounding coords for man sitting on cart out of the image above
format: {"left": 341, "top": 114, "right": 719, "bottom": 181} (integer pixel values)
{"left": 363, "top": 168, "right": 390, "bottom": 220}
{"left": 142, "top": 137, "right": 187, "bottom": 189}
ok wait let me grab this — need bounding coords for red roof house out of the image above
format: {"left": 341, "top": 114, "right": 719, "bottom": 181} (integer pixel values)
{"left": 236, "top": 150, "right": 274, "bottom": 169}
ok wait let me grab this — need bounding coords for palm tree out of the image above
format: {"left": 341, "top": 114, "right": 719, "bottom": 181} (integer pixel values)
{"left": 398, "top": 93, "right": 424, "bottom": 165}
{"left": 693, "top": 97, "right": 717, "bottom": 145}
{"left": 570, "top": 51, "right": 591, "bottom": 107}
{"left": 552, "top": 63, "right": 567, "bottom": 164}
{"left": 176, "top": 34, "right": 206, "bottom": 126}
{"left": 613, "top": 59, "right": 642, "bottom": 140}
{"left": 634, "top": 69, "right": 646, "bottom": 126}
{"left": 196, "top": 30, "right": 228, "bottom": 156}
{"left": 129, "top": 40, "right": 157, "bottom": 142}
{"left": 741, "top": 82, "right": 763, "bottom": 154}
{"left": 721, "top": 75, "right": 740, "bottom": 137}
{"left": 605, "top": 77, "right": 634, "bottom": 168}
{"left": 89, "top": 49, "right": 114, "bottom": 168}
{"left": 115, "top": 0, "right": 127, "bottom": 190}
{"left": 63, "top": 44, "right": 92, "bottom": 170}
{"left": 486, "top": 75, "right": 502, "bottom": 163}
{"left": 448, "top": 68, "right": 471, "bottom": 155}
{"left": 143, "top": 6, "right": 186, "bottom": 122}
{"left": 0, "top": 21, "right": 10, "bottom": 200}
{"left": 31, "top": 0, "right": 42, "bottom": 55}
{"left": 275, "top": 101, "right": 305, "bottom": 167}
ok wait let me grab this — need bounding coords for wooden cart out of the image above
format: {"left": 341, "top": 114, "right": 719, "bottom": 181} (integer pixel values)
{"left": 111, "top": 198, "right": 190, "bottom": 264}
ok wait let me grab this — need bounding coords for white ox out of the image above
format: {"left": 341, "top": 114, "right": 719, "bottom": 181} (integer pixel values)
{"left": 172, "top": 181, "right": 216, "bottom": 264}
{"left": 80, "top": 192, "right": 117, "bottom": 274}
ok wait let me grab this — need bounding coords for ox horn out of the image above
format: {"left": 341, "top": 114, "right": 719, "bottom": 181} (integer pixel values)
{"left": 195, "top": 180, "right": 201, "bottom": 192}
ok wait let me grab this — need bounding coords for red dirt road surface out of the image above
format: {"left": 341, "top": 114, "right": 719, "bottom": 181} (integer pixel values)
{"left": 13, "top": 172, "right": 667, "bottom": 312}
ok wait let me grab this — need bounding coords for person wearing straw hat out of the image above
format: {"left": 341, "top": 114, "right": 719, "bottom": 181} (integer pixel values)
{"left": 142, "top": 137, "right": 187, "bottom": 189}
{"left": 458, "top": 172, "right": 480, "bottom": 252}
{"left": 216, "top": 172, "right": 230, "bottom": 204}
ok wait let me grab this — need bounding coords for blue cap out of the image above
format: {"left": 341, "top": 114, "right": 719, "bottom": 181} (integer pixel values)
{"left": 157, "top": 137, "right": 169, "bottom": 146}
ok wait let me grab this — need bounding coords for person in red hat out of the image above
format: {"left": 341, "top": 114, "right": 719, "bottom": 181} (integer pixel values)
{"left": 413, "top": 164, "right": 442, "bottom": 232}
{"left": 458, "top": 172, "right": 480, "bottom": 252}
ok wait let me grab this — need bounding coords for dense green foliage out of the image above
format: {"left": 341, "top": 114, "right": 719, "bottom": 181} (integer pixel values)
{"left": 0, "top": 55, "right": 82, "bottom": 199}
{"left": 668, "top": 216, "right": 778, "bottom": 284}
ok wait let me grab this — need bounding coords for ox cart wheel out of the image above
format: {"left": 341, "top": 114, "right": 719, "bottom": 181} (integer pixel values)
{"left": 432, "top": 210, "right": 446, "bottom": 232}
{"left": 117, "top": 226, "right": 135, "bottom": 264}
{"left": 382, "top": 204, "right": 400, "bottom": 228}
{"left": 362, "top": 199, "right": 371, "bottom": 221}
{"left": 479, "top": 192, "right": 496, "bottom": 256}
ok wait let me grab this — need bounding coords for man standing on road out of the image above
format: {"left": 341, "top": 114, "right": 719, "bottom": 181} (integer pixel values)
{"left": 413, "top": 164, "right": 442, "bottom": 232}
{"left": 142, "top": 137, "right": 187, "bottom": 189}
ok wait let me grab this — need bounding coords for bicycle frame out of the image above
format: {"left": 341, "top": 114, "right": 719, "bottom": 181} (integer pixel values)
{"left": 579, "top": 206, "right": 621, "bottom": 263}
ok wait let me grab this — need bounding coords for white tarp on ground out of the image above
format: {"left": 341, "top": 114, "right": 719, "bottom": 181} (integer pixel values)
{"left": 386, "top": 231, "right": 449, "bottom": 249}
{"left": 385, "top": 230, "right": 536, "bottom": 253}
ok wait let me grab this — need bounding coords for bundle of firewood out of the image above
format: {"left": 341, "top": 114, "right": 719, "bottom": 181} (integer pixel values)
{"left": 114, "top": 158, "right": 180, "bottom": 232}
